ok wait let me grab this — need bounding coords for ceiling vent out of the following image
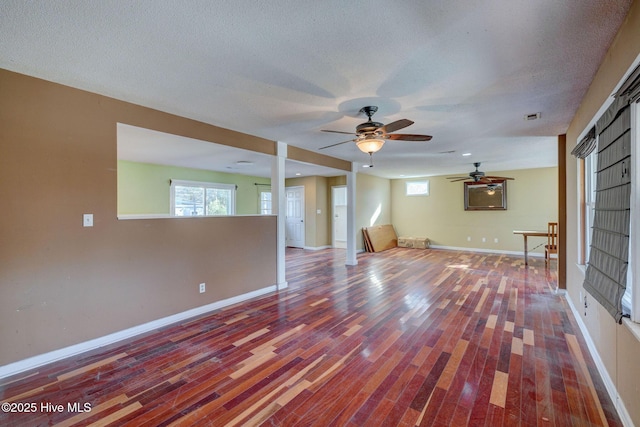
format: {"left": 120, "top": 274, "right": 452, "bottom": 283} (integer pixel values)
{"left": 524, "top": 112, "right": 541, "bottom": 121}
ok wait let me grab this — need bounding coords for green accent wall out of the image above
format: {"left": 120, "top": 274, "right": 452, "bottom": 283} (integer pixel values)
{"left": 118, "top": 160, "right": 271, "bottom": 215}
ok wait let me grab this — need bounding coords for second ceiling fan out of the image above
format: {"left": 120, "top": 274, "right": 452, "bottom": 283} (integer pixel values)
{"left": 319, "top": 106, "right": 432, "bottom": 163}
{"left": 447, "top": 162, "right": 514, "bottom": 183}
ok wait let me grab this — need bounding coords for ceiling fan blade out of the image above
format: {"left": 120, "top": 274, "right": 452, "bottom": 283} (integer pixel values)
{"left": 485, "top": 176, "right": 515, "bottom": 180}
{"left": 321, "top": 129, "right": 356, "bottom": 135}
{"left": 380, "top": 119, "right": 413, "bottom": 134}
{"left": 386, "top": 133, "right": 432, "bottom": 141}
{"left": 447, "top": 177, "right": 471, "bottom": 182}
{"left": 319, "top": 139, "right": 354, "bottom": 150}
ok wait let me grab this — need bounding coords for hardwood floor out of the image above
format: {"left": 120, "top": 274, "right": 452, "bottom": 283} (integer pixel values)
{"left": 0, "top": 248, "right": 621, "bottom": 426}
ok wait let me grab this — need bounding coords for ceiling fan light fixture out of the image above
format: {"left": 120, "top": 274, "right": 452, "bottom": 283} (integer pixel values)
{"left": 356, "top": 137, "right": 385, "bottom": 154}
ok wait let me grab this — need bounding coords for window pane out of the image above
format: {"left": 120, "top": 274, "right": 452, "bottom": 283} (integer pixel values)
{"left": 406, "top": 181, "right": 430, "bottom": 196}
{"left": 171, "top": 180, "right": 236, "bottom": 217}
{"left": 260, "top": 191, "right": 272, "bottom": 214}
{"left": 206, "top": 188, "right": 232, "bottom": 215}
{"left": 174, "top": 186, "right": 204, "bottom": 216}
{"left": 585, "top": 152, "right": 597, "bottom": 260}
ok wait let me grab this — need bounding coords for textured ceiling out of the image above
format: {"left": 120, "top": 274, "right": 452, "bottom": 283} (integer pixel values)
{"left": 0, "top": 0, "right": 633, "bottom": 178}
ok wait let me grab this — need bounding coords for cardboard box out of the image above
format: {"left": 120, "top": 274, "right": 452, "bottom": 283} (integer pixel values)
{"left": 398, "top": 236, "right": 429, "bottom": 249}
{"left": 413, "top": 237, "right": 430, "bottom": 249}
{"left": 398, "top": 237, "right": 414, "bottom": 248}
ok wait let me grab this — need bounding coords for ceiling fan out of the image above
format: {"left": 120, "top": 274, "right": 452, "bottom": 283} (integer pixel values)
{"left": 319, "top": 106, "right": 432, "bottom": 165}
{"left": 447, "top": 162, "right": 514, "bottom": 183}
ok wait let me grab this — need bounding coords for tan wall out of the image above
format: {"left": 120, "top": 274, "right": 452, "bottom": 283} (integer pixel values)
{"left": 327, "top": 175, "right": 347, "bottom": 188}
{"left": 285, "top": 176, "right": 318, "bottom": 248}
{"left": 565, "top": 0, "right": 640, "bottom": 424}
{"left": 287, "top": 173, "right": 391, "bottom": 251}
{"left": 357, "top": 174, "right": 392, "bottom": 251}
{"left": 315, "top": 177, "right": 330, "bottom": 247}
{"left": 0, "top": 69, "right": 277, "bottom": 365}
{"left": 286, "top": 173, "right": 392, "bottom": 251}
{"left": 391, "top": 168, "right": 558, "bottom": 253}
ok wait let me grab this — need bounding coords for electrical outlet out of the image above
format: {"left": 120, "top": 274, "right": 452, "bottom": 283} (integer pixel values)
{"left": 482, "top": 237, "right": 486, "bottom": 243}
{"left": 467, "top": 236, "right": 471, "bottom": 242}
{"left": 199, "top": 283, "right": 206, "bottom": 293}
{"left": 584, "top": 294, "right": 588, "bottom": 316}
{"left": 83, "top": 214, "right": 93, "bottom": 227}
{"left": 494, "top": 238, "right": 499, "bottom": 243}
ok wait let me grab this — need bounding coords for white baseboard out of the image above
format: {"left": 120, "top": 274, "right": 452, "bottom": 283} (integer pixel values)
{"left": 277, "top": 281, "right": 288, "bottom": 290}
{"left": 303, "top": 245, "right": 332, "bottom": 251}
{"left": 429, "top": 245, "right": 545, "bottom": 258}
{"left": 0, "top": 285, "right": 277, "bottom": 380}
{"left": 565, "top": 295, "right": 633, "bottom": 427}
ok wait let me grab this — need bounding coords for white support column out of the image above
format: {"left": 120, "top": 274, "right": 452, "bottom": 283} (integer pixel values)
{"left": 346, "top": 163, "right": 358, "bottom": 266}
{"left": 272, "top": 142, "right": 288, "bottom": 289}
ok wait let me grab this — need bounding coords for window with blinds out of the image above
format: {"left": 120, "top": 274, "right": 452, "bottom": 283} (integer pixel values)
{"left": 574, "top": 60, "right": 640, "bottom": 323}
{"left": 583, "top": 107, "right": 631, "bottom": 322}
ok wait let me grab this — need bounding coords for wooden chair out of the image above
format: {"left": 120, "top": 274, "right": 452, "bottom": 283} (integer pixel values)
{"left": 545, "top": 222, "right": 558, "bottom": 266}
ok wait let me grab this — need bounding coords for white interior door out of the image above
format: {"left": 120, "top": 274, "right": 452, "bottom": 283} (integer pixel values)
{"left": 285, "top": 186, "right": 305, "bottom": 248}
{"left": 332, "top": 186, "right": 347, "bottom": 249}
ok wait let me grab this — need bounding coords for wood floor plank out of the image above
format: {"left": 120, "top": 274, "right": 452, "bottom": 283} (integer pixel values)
{"left": 0, "top": 248, "right": 622, "bottom": 427}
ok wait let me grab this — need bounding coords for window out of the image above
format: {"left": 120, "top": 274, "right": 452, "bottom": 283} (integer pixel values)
{"left": 623, "top": 100, "right": 638, "bottom": 320}
{"left": 260, "top": 191, "right": 272, "bottom": 215}
{"left": 406, "top": 180, "right": 430, "bottom": 196}
{"left": 583, "top": 151, "right": 597, "bottom": 263}
{"left": 576, "top": 59, "right": 639, "bottom": 323}
{"left": 170, "top": 180, "right": 236, "bottom": 216}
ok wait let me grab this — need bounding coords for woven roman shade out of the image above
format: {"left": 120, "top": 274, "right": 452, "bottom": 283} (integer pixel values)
{"left": 583, "top": 101, "right": 632, "bottom": 323}
{"left": 614, "top": 62, "right": 640, "bottom": 102}
{"left": 574, "top": 62, "right": 640, "bottom": 161}
{"left": 571, "top": 126, "right": 597, "bottom": 159}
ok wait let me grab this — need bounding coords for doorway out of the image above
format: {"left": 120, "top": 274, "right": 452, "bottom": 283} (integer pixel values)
{"left": 285, "top": 186, "right": 305, "bottom": 248}
{"left": 332, "top": 186, "right": 347, "bottom": 249}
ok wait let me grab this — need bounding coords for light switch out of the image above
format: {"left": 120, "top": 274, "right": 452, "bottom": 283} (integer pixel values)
{"left": 83, "top": 214, "right": 93, "bottom": 227}
{"left": 316, "top": 209, "right": 321, "bottom": 214}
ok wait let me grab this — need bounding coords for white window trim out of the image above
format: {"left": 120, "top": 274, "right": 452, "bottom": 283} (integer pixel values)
{"left": 628, "top": 101, "right": 639, "bottom": 322}
{"left": 405, "top": 180, "right": 430, "bottom": 196}
{"left": 170, "top": 179, "right": 236, "bottom": 216}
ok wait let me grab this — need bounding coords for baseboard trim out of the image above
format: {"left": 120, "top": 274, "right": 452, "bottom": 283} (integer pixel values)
{"left": 277, "top": 281, "right": 289, "bottom": 290}
{"left": 303, "top": 245, "right": 332, "bottom": 251}
{"left": 429, "top": 245, "right": 545, "bottom": 258}
{"left": 0, "top": 285, "right": 278, "bottom": 380}
{"left": 565, "top": 295, "right": 633, "bottom": 427}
